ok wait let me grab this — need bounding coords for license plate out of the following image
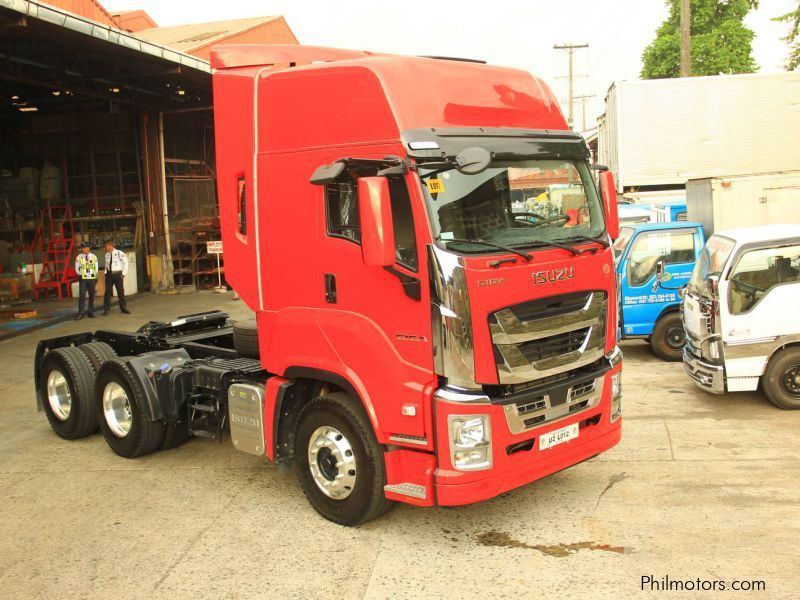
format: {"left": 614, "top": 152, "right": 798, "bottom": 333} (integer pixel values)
{"left": 539, "top": 423, "right": 579, "bottom": 450}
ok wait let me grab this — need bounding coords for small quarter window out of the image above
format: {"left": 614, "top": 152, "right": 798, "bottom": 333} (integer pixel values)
{"left": 326, "top": 179, "right": 361, "bottom": 243}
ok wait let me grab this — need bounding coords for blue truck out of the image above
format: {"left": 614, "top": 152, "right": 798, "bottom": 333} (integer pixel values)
{"left": 651, "top": 200, "right": 688, "bottom": 223}
{"left": 614, "top": 221, "right": 705, "bottom": 360}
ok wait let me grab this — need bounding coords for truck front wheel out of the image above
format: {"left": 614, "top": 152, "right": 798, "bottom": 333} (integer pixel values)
{"left": 762, "top": 348, "right": 800, "bottom": 410}
{"left": 650, "top": 313, "right": 685, "bottom": 362}
{"left": 293, "top": 392, "right": 394, "bottom": 526}
{"left": 95, "top": 359, "right": 165, "bottom": 457}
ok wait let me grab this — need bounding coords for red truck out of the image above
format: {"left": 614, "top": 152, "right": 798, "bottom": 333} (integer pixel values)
{"left": 34, "top": 45, "right": 622, "bottom": 525}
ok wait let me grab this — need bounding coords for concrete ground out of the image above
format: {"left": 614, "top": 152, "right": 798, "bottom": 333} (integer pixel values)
{"left": 1, "top": 291, "right": 797, "bottom": 599}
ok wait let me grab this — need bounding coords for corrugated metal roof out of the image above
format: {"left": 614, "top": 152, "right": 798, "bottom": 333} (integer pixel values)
{"left": 3, "top": 0, "right": 210, "bottom": 72}
{"left": 135, "top": 16, "right": 281, "bottom": 53}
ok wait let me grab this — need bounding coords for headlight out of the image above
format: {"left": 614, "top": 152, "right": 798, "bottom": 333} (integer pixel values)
{"left": 448, "top": 415, "right": 491, "bottom": 471}
{"left": 702, "top": 337, "right": 723, "bottom": 363}
{"left": 610, "top": 371, "right": 622, "bottom": 423}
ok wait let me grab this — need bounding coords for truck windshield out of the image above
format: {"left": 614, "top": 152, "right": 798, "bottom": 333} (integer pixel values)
{"left": 688, "top": 235, "right": 736, "bottom": 297}
{"left": 613, "top": 226, "right": 635, "bottom": 262}
{"left": 419, "top": 159, "right": 605, "bottom": 253}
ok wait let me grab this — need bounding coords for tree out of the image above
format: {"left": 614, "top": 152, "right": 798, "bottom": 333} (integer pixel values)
{"left": 641, "top": 0, "right": 759, "bottom": 79}
{"left": 774, "top": 4, "right": 800, "bottom": 70}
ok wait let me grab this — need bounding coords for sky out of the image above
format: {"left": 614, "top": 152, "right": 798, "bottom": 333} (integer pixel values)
{"left": 106, "top": 0, "right": 797, "bottom": 129}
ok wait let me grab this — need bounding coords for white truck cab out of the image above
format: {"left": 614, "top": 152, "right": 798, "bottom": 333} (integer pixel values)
{"left": 682, "top": 224, "right": 800, "bottom": 409}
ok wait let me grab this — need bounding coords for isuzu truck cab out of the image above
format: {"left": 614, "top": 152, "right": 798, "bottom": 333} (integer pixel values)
{"left": 34, "top": 45, "right": 623, "bottom": 525}
{"left": 682, "top": 224, "right": 800, "bottom": 409}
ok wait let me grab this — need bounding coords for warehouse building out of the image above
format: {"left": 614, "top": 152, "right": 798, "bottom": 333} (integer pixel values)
{"left": 0, "top": 0, "right": 297, "bottom": 302}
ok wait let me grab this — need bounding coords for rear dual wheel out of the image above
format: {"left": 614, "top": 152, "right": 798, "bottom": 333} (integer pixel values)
{"left": 95, "top": 359, "right": 165, "bottom": 458}
{"left": 39, "top": 347, "right": 98, "bottom": 440}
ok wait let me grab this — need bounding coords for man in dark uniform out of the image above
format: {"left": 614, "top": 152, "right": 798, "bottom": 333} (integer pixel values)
{"left": 103, "top": 239, "right": 130, "bottom": 315}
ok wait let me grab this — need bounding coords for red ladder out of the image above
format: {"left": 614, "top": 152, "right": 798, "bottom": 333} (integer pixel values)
{"left": 33, "top": 205, "right": 77, "bottom": 300}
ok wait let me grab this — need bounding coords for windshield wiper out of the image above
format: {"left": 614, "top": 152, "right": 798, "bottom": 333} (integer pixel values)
{"left": 554, "top": 234, "right": 610, "bottom": 251}
{"left": 510, "top": 240, "right": 581, "bottom": 256}
{"left": 442, "top": 238, "right": 532, "bottom": 261}
{"left": 418, "top": 159, "right": 457, "bottom": 179}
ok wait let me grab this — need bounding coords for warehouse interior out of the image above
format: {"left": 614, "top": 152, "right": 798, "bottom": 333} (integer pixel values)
{"left": 0, "top": 1, "right": 298, "bottom": 311}
{"left": 0, "top": 2, "right": 211, "bottom": 302}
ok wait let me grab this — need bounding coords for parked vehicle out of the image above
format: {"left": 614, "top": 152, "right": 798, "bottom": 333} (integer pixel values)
{"left": 618, "top": 204, "right": 653, "bottom": 225}
{"left": 34, "top": 45, "right": 623, "bottom": 525}
{"left": 598, "top": 72, "right": 800, "bottom": 192}
{"left": 614, "top": 222, "right": 704, "bottom": 360}
{"left": 687, "top": 171, "right": 800, "bottom": 236}
{"left": 681, "top": 224, "right": 800, "bottom": 409}
{"left": 652, "top": 200, "right": 687, "bottom": 224}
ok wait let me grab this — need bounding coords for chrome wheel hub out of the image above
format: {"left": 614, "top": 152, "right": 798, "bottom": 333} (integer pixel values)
{"left": 103, "top": 382, "right": 132, "bottom": 437}
{"left": 307, "top": 426, "right": 357, "bottom": 500}
{"left": 46, "top": 369, "right": 72, "bottom": 421}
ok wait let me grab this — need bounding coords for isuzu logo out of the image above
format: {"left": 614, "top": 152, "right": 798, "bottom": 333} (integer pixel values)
{"left": 532, "top": 267, "right": 574, "bottom": 285}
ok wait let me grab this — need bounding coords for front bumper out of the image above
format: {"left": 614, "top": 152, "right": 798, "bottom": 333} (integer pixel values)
{"left": 683, "top": 348, "right": 725, "bottom": 394}
{"left": 432, "top": 359, "right": 622, "bottom": 506}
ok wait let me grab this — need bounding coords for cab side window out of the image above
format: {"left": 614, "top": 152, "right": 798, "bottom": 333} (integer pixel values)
{"left": 627, "top": 230, "right": 695, "bottom": 287}
{"left": 326, "top": 179, "right": 361, "bottom": 243}
{"left": 728, "top": 244, "right": 800, "bottom": 314}
{"left": 325, "top": 176, "right": 418, "bottom": 271}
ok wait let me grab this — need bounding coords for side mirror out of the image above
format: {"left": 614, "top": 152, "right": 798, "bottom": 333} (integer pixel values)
{"left": 653, "top": 259, "right": 666, "bottom": 292}
{"left": 599, "top": 171, "right": 619, "bottom": 241}
{"left": 310, "top": 161, "right": 345, "bottom": 185}
{"left": 455, "top": 147, "right": 492, "bottom": 175}
{"left": 358, "top": 177, "right": 396, "bottom": 267}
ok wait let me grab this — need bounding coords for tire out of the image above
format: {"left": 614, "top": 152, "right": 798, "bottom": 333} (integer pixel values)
{"left": 294, "top": 392, "right": 394, "bottom": 526}
{"left": 233, "top": 318, "right": 260, "bottom": 358}
{"left": 650, "top": 313, "right": 685, "bottom": 362}
{"left": 95, "top": 358, "right": 165, "bottom": 457}
{"left": 762, "top": 347, "right": 800, "bottom": 410}
{"left": 78, "top": 342, "right": 117, "bottom": 373}
{"left": 39, "top": 347, "right": 98, "bottom": 440}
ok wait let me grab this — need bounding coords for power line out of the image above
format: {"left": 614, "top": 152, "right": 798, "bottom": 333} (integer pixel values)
{"left": 553, "top": 43, "right": 589, "bottom": 127}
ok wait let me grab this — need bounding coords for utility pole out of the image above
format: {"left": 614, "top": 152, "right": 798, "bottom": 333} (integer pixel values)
{"left": 553, "top": 43, "right": 589, "bottom": 127}
{"left": 680, "top": 0, "right": 691, "bottom": 77}
{"left": 573, "top": 94, "right": 596, "bottom": 132}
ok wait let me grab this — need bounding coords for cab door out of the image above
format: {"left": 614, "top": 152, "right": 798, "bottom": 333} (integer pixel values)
{"left": 316, "top": 164, "right": 435, "bottom": 437}
{"left": 722, "top": 242, "right": 800, "bottom": 385}
{"left": 619, "top": 228, "right": 698, "bottom": 336}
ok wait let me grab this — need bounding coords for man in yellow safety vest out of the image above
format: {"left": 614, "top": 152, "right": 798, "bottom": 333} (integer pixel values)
{"left": 74, "top": 242, "right": 98, "bottom": 320}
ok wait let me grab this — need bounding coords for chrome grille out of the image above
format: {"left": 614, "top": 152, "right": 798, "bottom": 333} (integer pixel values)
{"left": 503, "top": 376, "right": 603, "bottom": 434}
{"left": 491, "top": 291, "right": 608, "bottom": 385}
{"left": 569, "top": 380, "right": 595, "bottom": 400}
{"left": 517, "top": 328, "right": 589, "bottom": 362}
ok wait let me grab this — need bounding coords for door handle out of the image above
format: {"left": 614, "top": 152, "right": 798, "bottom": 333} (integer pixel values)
{"left": 324, "top": 273, "right": 337, "bottom": 304}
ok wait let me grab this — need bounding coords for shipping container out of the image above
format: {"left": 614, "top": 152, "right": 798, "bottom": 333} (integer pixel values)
{"left": 598, "top": 72, "right": 800, "bottom": 192}
{"left": 686, "top": 171, "right": 800, "bottom": 236}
